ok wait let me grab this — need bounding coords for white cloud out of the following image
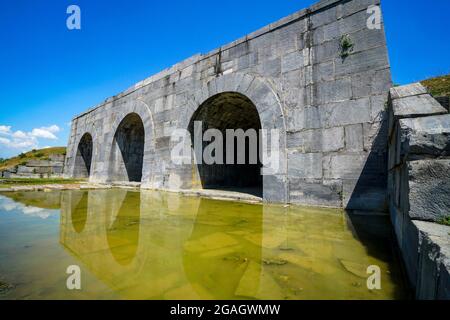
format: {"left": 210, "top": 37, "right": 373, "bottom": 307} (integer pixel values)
{"left": 0, "top": 125, "right": 11, "bottom": 134}
{"left": 31, "top": 128, "right": 57, "bottom": 140}
{"left": 0, "top": 137, "right": 11, "bottom": 144}
{"left": 12, "top": 130, "right": 27, "bottom": 139}
{"left": 46, "top": 125, "right": 60, "bottom": 133}
{"left": 30, "top": 125, "right": 60, "bottom": 140}
{"left": 0, "top": 124, "right": 61, "bottom": 155}
{"left": 0, "top": 197, "right": 54, "bottom": 219}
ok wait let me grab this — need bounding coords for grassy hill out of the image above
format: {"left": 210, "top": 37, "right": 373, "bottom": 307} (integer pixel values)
{"left": 421, "top": 74, "right": 450, "bottom": 97}
{"left": 0, "top": 147, "right": 66, "bottom": 171}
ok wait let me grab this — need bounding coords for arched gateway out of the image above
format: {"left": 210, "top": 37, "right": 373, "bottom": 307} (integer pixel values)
{"left": 65, "top": 0, "right": 391, "bottom": 210}
{"left": 73, "top": 132, "right": 93, "bottom": 178}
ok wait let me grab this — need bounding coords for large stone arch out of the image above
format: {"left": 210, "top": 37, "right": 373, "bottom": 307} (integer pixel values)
{"left": 106, "top": 100, "right": 155, "bottom": 184}
{"left": 180, "top": 73, "right": 288, "bottom": 202}
{"left": 70, "top": 119, "right": 98, "bottom": 180}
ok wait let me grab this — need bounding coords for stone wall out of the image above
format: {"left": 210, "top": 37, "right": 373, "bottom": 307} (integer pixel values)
{"left": 64, "top": 0, "right": 391, "bottom": 210}
{"left": 387, "top": 82, "right": 450, "bottom": 299}
{"left": 1, "top": 154, "right": 65, "bottom": 179}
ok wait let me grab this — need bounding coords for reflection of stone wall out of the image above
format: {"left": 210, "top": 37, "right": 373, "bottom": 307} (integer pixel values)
{"left": 1, "top": 154, "right": 65, "bottom": 179}
{"left": 387, "top": 83, "right": 450, "bottom": 299}
{"left": 1, "top": 190, "right": 62, "bottom": 210}
{"left": 59, "top": 189, "right": 202, "bottom": 299}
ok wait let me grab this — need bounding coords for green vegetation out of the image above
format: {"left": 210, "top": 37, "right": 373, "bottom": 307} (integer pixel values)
{"left": 421, "top": 74, "right": 450, "bottom": 97}
{"left": 0, "top": 147, "right": 66, "bottom": 171}
{"left": 0, "top": 178, "right": 82, "bottom": 188}
{"left": 339, "top": 34, "right": 354, "bottom": 59}
{"left": 438, "top": 216, "right": 450, "bottom": 227}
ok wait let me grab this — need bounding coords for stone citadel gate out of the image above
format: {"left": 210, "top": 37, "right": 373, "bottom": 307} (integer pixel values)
{"left": 65, "top": 0, "right": 391, "bottom": 211}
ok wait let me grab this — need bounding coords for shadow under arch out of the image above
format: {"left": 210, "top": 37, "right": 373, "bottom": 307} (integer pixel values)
{"left": 188, "top": 92, "right": 263, "bottom": 197}
{"left": 182, "top": 197, "right": 263, "bottom": 299}
{"left": 106, "top": 190, "right": 141, "bottom": 266}
{"left": 74, "top": 132, "right": 93, "bottom": 178}
{"left": 109, "top": 113, "right": 145, "bottom": 182}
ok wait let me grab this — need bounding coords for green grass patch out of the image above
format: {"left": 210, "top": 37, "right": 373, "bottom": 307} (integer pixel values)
{"left": 438, "top": 216, "right": 450, "bottom": 227}
{"left": 0, "top": 147, "right": 66, "bottom": 171}
{"left": 421, "top": 74, "right": 450, "bottom": 97}
{"left": 0, "top": 178, "right": 83, "bottom": 188}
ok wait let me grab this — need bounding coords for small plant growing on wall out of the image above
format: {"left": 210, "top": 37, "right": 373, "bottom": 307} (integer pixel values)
{"left": 340, "top": 34, "right": 354, "bottom": 60}
{"left": 439, "top": 216, "right": 450, "bottom": 226}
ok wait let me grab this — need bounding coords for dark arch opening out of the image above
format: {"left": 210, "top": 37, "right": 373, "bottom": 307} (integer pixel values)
{"left": 110, "top": 113, "right": 145, "bottom": 182}
{"left": 74, "top": 133, "right": 93, "bottom": 178}
{"left": 188, "top": 92, "right": 262, "bottom": 196}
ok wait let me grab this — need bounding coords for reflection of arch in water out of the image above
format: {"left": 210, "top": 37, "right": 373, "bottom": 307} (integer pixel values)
{"left": 60, "top": 189, "right": 147, "bottom": 295}
{"left": 70, "top": 191, "right": 89, "bottom": 234}
{"left": 105, "top": 191, "right": 141, "bottom": 266}
{"left": 182, "top": 198, "right": 263, "bottom": 299}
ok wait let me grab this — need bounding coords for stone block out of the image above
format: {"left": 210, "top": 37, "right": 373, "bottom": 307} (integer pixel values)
{"left": 313, "top": 21, "right": 340, "bottom": 45}
{"left": 263, "top": 175, "right": 287, "bottom": 203}
{"left": 313, "top": 61, "right": 334, "bottom": 82}
{"left": 281, "top": 50, "right": 304, "bottom": 73}
{"left": 348, "top": 26, "right": 386, "bottom": 54}
{"left": 323, "top": 153, "right": 367, "bottom": 180}
{"left": 258, "top": 57, "right": 281, "bottom": 77}
{"left": 341, "top": 0, "right": 380, "bottom": 18}
{"left": 436, "top": 96, "right": 449, "bottom": 112}
{"left": 320, "top": 98, "right": 371, "bottom": 128}
{"left": 414, "top": 220, "right": 450, "bottom": 300}
{"left": 26, "top": 160, "right": 53, "bottom": 167}
{"left": 312, "top": 39, "right": 340, "bottom": 63}
{"left": 49, "top": 154, "right": 65, "bottom": 162}
{"left": 289, "top": 178, "right": 342, "bottom": 207}
{"left": 16, "top": 166, "right": 34, "bottom": 174}
{"left": 370, "top": 94, "right": 388, "bottom": 122}
{"left": 335, "top": 46, "right": 389, "bottom": 77}
{"left": 392, "top": 94, "right": 447, "bottom": 120}
{"left": 344, "top": 124, "right": 363, "bottom": 151}
{"left": 287, "top": 126, "right": 344, "bottom": 153}
{"left": 286, "top": 106, "right": 322, "bottom": 132}
{"left": 322, "top": 126, "right": 345, "bottom": 152}
{"left": 315, "top": 78, "right": 352, "bottom": 104}
{"left": 363, "top": 121, "right": 387, "bottom": 152}
{"left": 343, "top": 179, "right": 387, "bottom": 211}
{"left": 310, "top": 5, "right": 337, "bottom": 28}
{"left": 399, "top": 114, "right": 450, "bottom": 159}
{"left": 390, "top": 83, "right": 428, "bottom": 100}
{"left": 407, "top": 160, "right": 450, "bottom": 223}
{"left": 287, "top": 152, "right": 323, "bottom": 179}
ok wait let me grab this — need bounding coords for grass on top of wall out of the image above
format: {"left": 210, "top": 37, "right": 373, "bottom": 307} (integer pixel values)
{"left": 421, "top": 74, "right": 450, "bottom": 97}
{"left": 0, "top": 147, "right": 66, "bottom": 171}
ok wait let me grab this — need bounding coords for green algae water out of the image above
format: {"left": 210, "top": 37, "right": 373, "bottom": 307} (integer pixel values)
{"left": 0, "top": 189, "right": 407, "bottom": 300}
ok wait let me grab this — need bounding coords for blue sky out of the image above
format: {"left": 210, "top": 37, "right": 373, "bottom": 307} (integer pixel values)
{"left": 0, "top": 0, "right": 449, "bottom": 158}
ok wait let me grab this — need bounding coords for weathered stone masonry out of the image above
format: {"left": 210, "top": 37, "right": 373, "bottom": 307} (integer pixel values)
{"left": 64, "top": 0, "right": 391, "bottom": 210}
{"left": 387, "top": 83, "right": 450, "bottom": 299}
